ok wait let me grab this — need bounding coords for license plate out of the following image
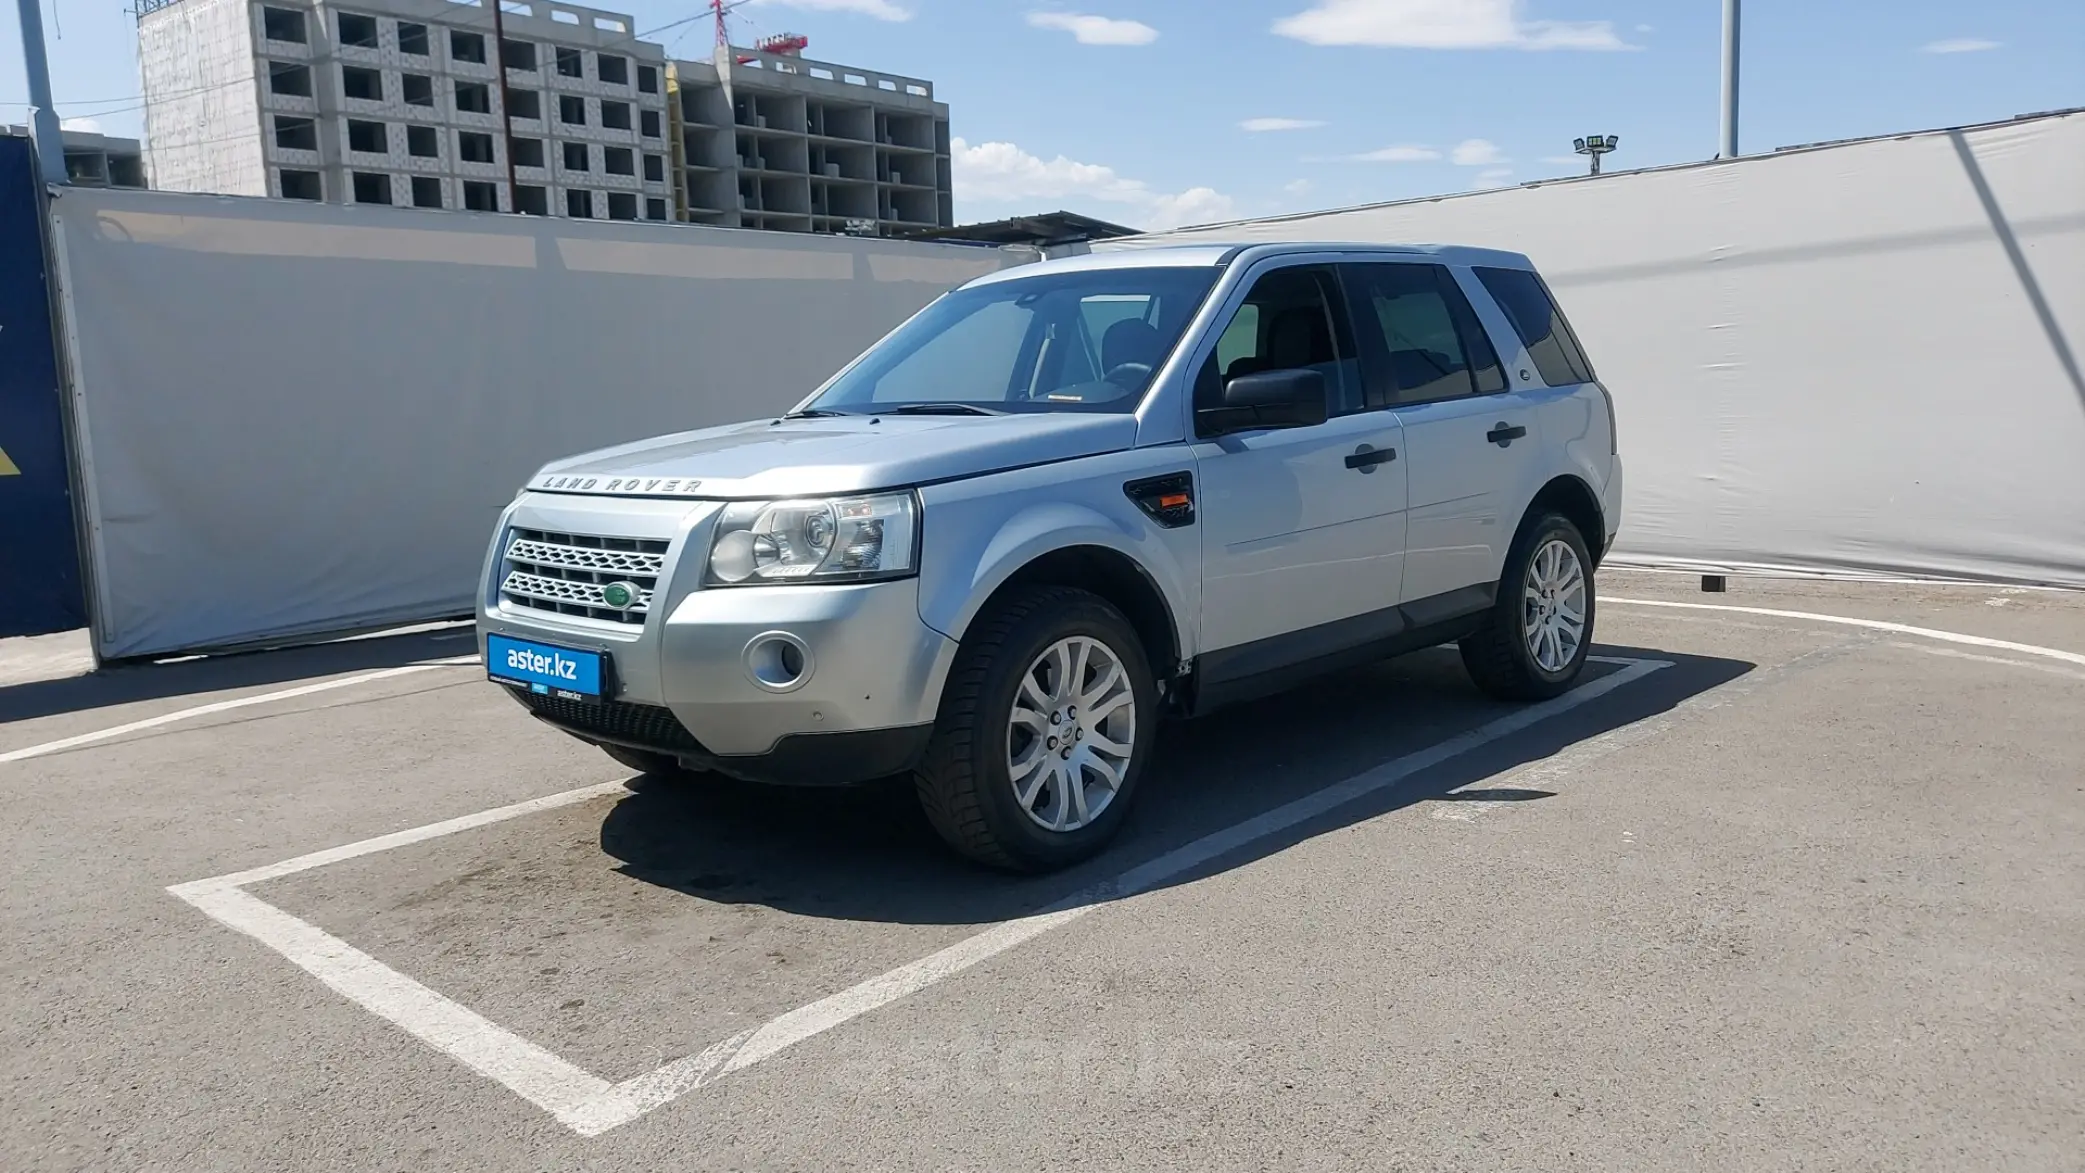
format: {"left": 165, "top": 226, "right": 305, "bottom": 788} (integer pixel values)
{"left": 487, "top": 634, "right": 607, "bottom": 700}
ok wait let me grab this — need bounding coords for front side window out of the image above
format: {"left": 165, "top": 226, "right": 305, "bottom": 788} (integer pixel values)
{"left": 805, "top": 267, "right": 1222, "bottom": 416}
{"left": 1196, "top": 265, "right": 1361, "bottom": 416}
{"left": 1473, "top": 266, "right": 1594, "bottom": 386}
{"left": 1344, "top": 263, "right": 1504, "bottom": 404}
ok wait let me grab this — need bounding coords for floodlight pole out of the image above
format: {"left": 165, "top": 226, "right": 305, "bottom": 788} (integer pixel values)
{"left": 1720, "top": 0, "right": 1741, "bottom": 158}
{"left": 13, "top": 0, "right": 69, "bottom": 183}
{"left": 1573, "top": 134, "right": 1617, "bottom": 176}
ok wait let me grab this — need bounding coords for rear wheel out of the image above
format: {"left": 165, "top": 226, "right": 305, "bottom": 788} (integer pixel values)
{"left": 1460, "top": 512, "right": 1594, "bottom": 701}
{"left": 914, "top": 586, "right": 1156, "bottom": 872}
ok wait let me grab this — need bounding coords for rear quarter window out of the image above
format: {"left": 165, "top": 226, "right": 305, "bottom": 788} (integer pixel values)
{"left": 1473, "top": 266, "right": 1595, "bottom": 387}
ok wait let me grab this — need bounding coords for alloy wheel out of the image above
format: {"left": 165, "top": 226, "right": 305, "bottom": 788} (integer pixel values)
{"left": 1005, "top": 635, "right": 1138, "bottom": 832}
{"left": 1522, "top": 537, "right": 1588, "bottom": 674}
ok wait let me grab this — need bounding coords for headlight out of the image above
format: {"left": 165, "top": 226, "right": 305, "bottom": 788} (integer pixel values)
{"left": 705, "top": 492, "right": 919, "bottom": 586}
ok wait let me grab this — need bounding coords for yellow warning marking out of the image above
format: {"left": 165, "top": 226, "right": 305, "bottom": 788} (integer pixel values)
{"left": 0, "top": 446, "right": 20, "bottom": 476}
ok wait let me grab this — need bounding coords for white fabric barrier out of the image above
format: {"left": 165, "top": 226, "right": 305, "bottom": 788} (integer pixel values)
{"left": 51, "top": 189, "right": 1034, "bottom": 659}
{"left": 1116, "top": 111, "right": 2085, "bottom": 590}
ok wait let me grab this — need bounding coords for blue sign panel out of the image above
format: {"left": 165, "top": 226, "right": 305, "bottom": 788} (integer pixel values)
{"left": 486, "top": 634, "right": 607, "bottom": 698}
{"left": 0, "top": 136, "right": 86, "bottom": 638}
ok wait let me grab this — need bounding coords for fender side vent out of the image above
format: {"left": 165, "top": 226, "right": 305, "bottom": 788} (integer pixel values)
{"left": 1125, "top": 471, "right": 1195, "bottom": 529}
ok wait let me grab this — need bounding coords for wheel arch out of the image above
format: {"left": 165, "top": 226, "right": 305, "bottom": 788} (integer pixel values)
{"left": 970, "top": 545, "right": 1184, "bottom": 682}
{"left": 1523, "top": 474, "right": 1608, "bottom": 566}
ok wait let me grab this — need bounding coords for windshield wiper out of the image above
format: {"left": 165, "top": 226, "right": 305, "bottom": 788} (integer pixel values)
{"left": 881, "top": 402, "right": 1007, "bottom": 416}
{"left": 780, "top": 407, "right": 853, "bottom": 419}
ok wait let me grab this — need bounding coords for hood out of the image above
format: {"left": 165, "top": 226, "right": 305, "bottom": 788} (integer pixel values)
{"left": 526, "top": 412, "right": 1141, "bottom": 499}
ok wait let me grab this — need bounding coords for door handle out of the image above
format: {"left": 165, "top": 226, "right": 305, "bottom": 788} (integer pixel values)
{"left": 1487, "top": 422, "right": 1527, "bottom": 447}
{"left": 1345, "top": 444, "right": 1397, "bottom": 473}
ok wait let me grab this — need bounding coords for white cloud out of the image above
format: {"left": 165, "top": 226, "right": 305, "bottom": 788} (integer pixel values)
{"left": 1273, "top": 0, "right": 1632, "bottom": 51}
{"left": 1921, "top": 38, "right": 2000, "bottom": 54}
{"left": 59, "top": 117, "right": 103, "bottom": 134}
{"left": 1241, "top": 117, "right": 1327, "bottom": 132}
{"left": 1343, "top": 144, "right": 1441, "bottom": 162}
{"left": 1470, "top": 167, "right": 1514, "bottom": 190}
{"left": 950, "top": 137, "right": 1233, "bottom": 230}
{"left": 748, "top": 0, "right": 912, "bottom": 21}
{"left": 1450, "top": 137, "right": 1507, "bottom": 165}
{"left": 1027, "top": 11, "right": 1160, "bottom": 45}
{"left": 1635, "top": 23, "right": 1652, "bottom": 33}
{"left": 1285, "top": 178, "right": 1316, "bottom": 195}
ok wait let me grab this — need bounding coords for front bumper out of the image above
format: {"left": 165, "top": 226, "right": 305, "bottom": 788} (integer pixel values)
{"left": 477, "top": 493, "right": 959, "bottom": 785}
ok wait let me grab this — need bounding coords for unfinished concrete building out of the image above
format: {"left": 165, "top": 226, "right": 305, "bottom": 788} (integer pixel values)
{"left": 134, "top": 0, "right": 953, "bottom": 233}
{"left": 3, "top": 125, "right": 149, "bottom": 188}
{"left": 137, "top": 0, "right": 673, "bottom": 218}
{"left": 667, "top": 51, "right": 952, "bottom": 233}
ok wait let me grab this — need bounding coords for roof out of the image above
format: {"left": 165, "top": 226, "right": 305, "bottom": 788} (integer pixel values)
{"left": 900, "top": 210, "right": 1142, "bottom": 248}
{"left": 961, "top": 241, "right": 1536, "bottom": 287}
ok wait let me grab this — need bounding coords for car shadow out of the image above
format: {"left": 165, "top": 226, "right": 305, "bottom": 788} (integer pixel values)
{"left": 0, "top": 624, "right": 476, "bottom": 726}
{"left": 597, "top": 643, "right": 1751, "bottom": 926}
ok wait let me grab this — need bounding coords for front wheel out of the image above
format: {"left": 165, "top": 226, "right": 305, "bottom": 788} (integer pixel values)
{"left": 914, "top": 586, "right": 1156, "bottom": 872}
{"left": 1460, "top": 512, "right": 1595, "bottom": 701}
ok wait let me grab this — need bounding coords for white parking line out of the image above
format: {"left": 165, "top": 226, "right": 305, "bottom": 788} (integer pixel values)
{"left": 0, "top": 655, "right": 480, "bottom": 765}
{"left": 168, "top": 654, "right": 1670, "bottom": 1136}
{"left": 1883, "top": 641, "right": 2085, "bottom": 683}
{"left": 1603, "top": 597, "right": 2085, "bottom": 668}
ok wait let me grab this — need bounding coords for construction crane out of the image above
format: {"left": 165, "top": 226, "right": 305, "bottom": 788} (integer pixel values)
{"left": 749, "top": 33, "right": 810, "bottom": 59}
{"left": 707, "top": 1, "right": 808, "bottom": 61}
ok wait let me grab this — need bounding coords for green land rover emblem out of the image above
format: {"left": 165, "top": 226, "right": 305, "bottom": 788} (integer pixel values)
{"left": 600, "top": 582, "right": 638, "bottom": 610}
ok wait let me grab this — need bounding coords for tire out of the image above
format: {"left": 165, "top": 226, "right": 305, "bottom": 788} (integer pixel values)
{"left": 914, "top": 585, "right": 1157, "bottom": 872}
{"left": 1460, "top": 512, "right": 1596, "bottom": 702}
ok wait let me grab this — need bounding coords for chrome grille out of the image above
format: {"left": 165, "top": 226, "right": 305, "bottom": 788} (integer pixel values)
{"left": 499, "top": 528, "right": 669, "bottom": 625}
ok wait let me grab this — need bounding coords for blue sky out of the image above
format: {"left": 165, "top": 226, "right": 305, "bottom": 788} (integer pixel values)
{"left": 5, "top": 0, "right": 2081, "bottom": 228}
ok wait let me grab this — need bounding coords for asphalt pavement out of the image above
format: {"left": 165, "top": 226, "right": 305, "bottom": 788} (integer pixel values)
{"left": 2, "top": 571, "right": 2080, "bottom": 1171}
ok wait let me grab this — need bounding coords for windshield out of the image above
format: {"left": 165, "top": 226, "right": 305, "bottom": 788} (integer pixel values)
{"left": 804, "top": 266, "right": 1222, "bottom": 415}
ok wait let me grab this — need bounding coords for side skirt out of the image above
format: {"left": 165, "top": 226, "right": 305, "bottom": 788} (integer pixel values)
{"left": 1186, "top": 583, "right": 1496, "bottom": 717}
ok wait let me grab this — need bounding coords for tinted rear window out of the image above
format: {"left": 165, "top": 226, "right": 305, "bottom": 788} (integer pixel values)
{"left": 1473, "top": 266, "right": 1595, "bottom": 386}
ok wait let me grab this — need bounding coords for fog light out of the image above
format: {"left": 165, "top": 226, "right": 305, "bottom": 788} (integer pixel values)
{"left": 744, "top": 632, "right": 813, "bottom": 692}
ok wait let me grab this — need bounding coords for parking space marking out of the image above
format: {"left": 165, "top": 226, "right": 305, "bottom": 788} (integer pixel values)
{"left": 166, "top": 655, "right": 1670, "bottom": 1137}
{"left": 1884, "top": 641, "right": 2085, "bottom": 683}
{"left": 1604, "top": 597, "right": 2085, "bottom": 668}
{"left": 0, "top": 655, "right": 480, "bottom": 765}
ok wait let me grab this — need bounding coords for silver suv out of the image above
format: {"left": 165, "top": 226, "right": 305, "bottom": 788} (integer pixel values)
{"left": 477, "top": 242, "right": 1621, "bottom": 872}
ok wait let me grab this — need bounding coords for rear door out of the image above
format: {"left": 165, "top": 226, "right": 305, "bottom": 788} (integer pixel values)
{"left": 1470, "top": 264, "right": 1613, "bottom": 499}
{"left": 1191, "top": 263, "right": 1410, "bottom": 667}
{"left": 1343, "top": 261, "right": 1548, "bottom": 608}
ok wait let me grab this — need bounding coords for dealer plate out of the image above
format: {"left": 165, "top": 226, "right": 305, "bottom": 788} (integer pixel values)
{"left": 486, "top": 634, "right": 606, "bottom": 700}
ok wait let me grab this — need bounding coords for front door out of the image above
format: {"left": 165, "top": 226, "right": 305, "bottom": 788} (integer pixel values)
{"left": 1192, "top": 264, "right": 1410, "bottom": 665}
{"left": 1343, "top": 261, "right": 1544, "bottom": 607}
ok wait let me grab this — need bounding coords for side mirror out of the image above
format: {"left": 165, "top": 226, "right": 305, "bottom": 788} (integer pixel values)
{"left": 1197, "top": 368, "right": 1328, "bottom": 436}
